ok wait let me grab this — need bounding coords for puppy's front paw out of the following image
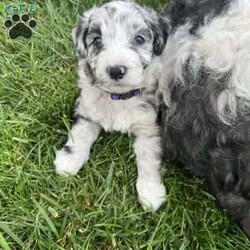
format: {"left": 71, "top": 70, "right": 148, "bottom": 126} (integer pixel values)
{"left": 54, "top": 148, "right": 87, "bottom": 176}
{"left": 136, "top": 178, "right": 166, "bottom": 211}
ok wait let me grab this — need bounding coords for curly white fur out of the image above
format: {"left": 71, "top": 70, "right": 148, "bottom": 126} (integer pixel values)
{"left": 160, "top": 0, "right": 250, "bottom": 124}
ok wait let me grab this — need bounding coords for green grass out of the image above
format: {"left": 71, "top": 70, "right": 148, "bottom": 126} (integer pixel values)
{"left": 0, "top": 0, "right": 250, "bottom": 249}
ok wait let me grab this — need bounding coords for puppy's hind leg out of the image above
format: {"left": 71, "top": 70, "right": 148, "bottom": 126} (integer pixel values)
{"left": 133, "top": 127, "right": 166, "bottom": 211}
{"left": 54, "top": 115, "right": 101, "bottom": 176}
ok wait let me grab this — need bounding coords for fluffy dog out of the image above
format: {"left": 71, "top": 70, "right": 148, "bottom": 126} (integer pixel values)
{"left": 54, "top": 0, "right": 167, "bottom": 210}
{"left": 160, "top": 0, "right": 250, "bottom": 236}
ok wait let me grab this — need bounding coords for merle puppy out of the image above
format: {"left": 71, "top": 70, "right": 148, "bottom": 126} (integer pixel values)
{"left": 160, "top": 0, "right": 250, "bottom": 236}
{"left": 54, "top": 0, "right": 167, "bottom": 211}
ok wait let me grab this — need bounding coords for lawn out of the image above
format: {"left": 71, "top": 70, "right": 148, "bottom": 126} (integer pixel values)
{"left": 0, "top": 0, "right": 250, "bottom": 249}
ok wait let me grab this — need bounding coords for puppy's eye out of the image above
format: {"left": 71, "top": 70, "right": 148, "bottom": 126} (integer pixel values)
{"left": 92, "top": 37, "right": 102, "bottom": 48}
{"left": 134, "top": 35, "right": 145, "bottom": 45}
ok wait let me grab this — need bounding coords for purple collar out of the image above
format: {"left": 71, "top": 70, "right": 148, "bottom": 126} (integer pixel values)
{"left": 110, "top": 88, "right": 142, "bottom": 100}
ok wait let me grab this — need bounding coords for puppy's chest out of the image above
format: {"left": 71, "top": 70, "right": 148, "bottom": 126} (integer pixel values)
{"left": 78, "top": 92, "right": 154, "bottom": 133}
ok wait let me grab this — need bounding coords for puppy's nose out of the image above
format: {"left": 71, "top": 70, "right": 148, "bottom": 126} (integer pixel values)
{"left": 107, "top": 66, "right": 127, "bottom": 80}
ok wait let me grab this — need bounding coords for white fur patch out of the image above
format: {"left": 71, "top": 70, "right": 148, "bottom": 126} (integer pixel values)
{"left": 160, "top": 0, "right": 250, "bottom": 124}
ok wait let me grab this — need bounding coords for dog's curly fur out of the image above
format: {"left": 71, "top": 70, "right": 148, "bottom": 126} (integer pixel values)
{"left": 160, "top": 0, "right": 250, "bottom": 237}
{"left": 54, "top": 0, "right": 167, "bottom": 211}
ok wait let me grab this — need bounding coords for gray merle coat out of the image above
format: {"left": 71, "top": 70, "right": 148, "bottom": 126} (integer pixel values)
{"left": 160, "top": 0, "right": 250, "bottom": 237}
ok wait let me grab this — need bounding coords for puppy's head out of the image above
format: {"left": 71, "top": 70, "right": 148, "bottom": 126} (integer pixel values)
{"left": 73, "top": 0, "right": 168, "bottom": 92}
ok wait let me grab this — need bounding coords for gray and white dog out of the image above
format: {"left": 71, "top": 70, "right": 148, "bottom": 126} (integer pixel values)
{"left": 54, "top": 0, "right": 250, "bottom": 237}
{"left": 54, "top": 0, "right": 167, "bottom": 210}
{"left": 160, "top": 0, "right": 250, "bottom": 237}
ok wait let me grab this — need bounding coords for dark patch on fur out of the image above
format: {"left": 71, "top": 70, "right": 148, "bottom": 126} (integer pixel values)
{"left": 74, "top": 25, "right": 89, "bottom": 58}
{"left": 71, "top": 99, "right": 93, "bottom": 125}
{"left": 150, "top": 17, "right": 169, "bottom": 56}
{"left": 82, "top": 27, "right": 89, "bottom": 53}
{"left": 162, "top": 0, "right": 230, "bottom": 35}
{"left": 87, "top": 26, "right": 103, "bottom": 56}
{"left": 63, "top": 146, "right": 73, "bottom": 154}
{"left": 73, "top": 114, "right": 92, "bottom": 125}
{"left": 88, "top": 26, "right": 102, "bottom": 37}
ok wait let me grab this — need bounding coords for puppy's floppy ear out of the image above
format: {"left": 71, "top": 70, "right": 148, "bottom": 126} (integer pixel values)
{"left": 72, "top": 8, "right": 96, "bottom": 58}
{"left": 151, "top": 16, "right": 169, "bottom": 56}
{"left": 141, "top": 7, "right": 169, "bottom": 56}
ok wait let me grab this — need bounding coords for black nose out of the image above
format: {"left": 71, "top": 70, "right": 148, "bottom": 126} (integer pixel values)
{"left": 107, "top": 66, "right": 127, "bottom": 80}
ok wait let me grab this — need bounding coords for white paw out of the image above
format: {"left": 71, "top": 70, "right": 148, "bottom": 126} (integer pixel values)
{"left": 136, "top": 178, "right": 166, "bottom": 211}
{"left": 54, "top": 148, "right": 87, "bottom": 176}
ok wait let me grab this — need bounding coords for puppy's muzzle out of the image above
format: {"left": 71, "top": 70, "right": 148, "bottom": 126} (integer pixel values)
{"left": 107, "top": 65, "right": 127, "bottom": 80}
